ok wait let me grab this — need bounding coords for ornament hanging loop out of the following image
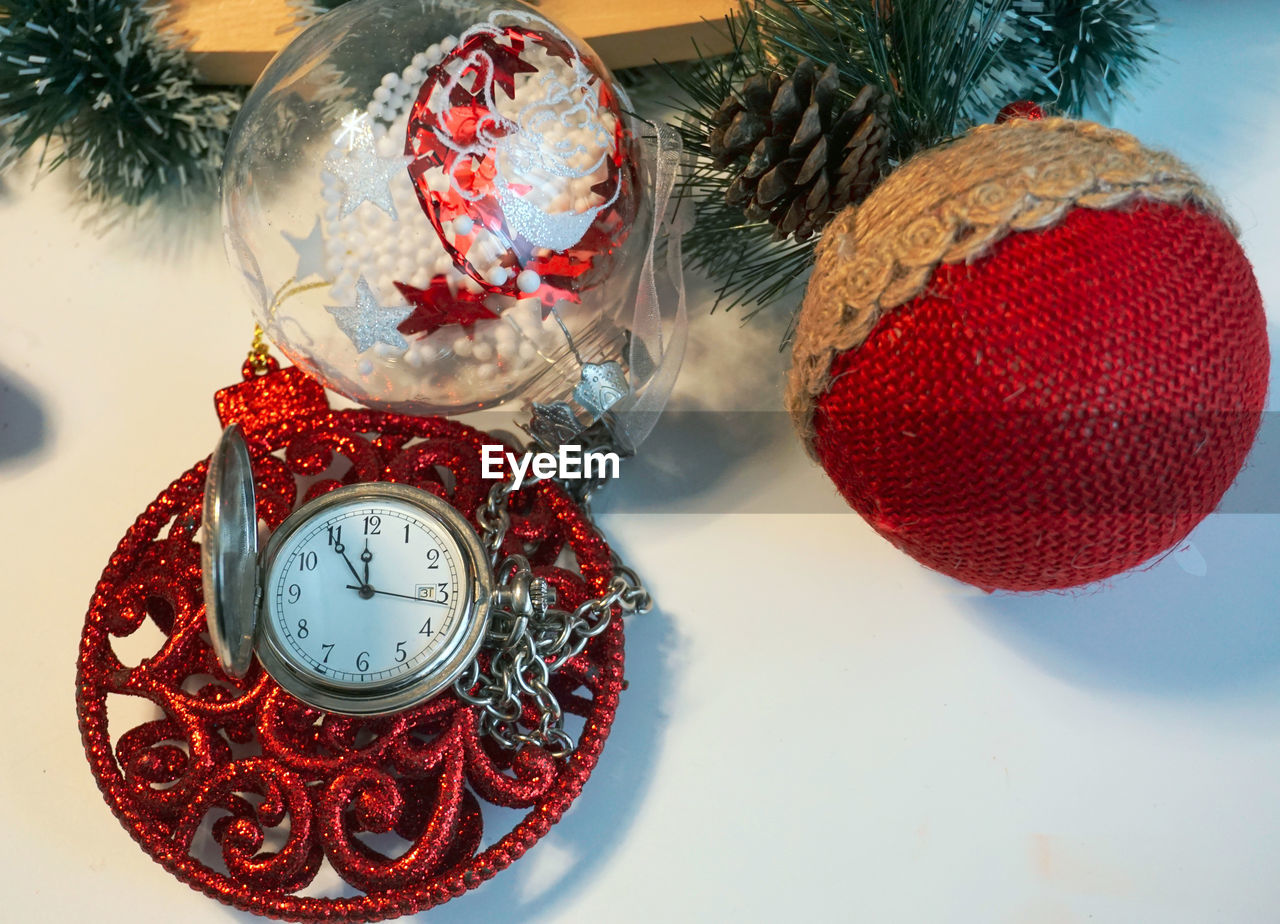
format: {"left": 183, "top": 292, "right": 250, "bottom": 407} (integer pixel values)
{"left": 244, "top": 325, "right": 277, "bottom": 378}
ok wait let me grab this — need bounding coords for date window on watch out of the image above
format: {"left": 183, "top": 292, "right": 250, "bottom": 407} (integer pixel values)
{"left": 415, "top": 584, "right": 437, "bottom": 601}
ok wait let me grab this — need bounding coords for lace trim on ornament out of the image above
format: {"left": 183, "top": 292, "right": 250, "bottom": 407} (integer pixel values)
{"left": 786, "top": 117, "right": 1233, "bottom": 450}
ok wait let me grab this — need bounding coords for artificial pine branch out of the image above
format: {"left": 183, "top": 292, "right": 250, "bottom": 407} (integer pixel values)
{"left": 671, "top": 0, "right": 1022, "bottom": 333}
{"left": 670, "top": 0, "right": 1159, "bottom": 341}
{"left": 1000, "top": 0, "right": 1158, "bottom": 116}
{"left": 0, "top": 0, "right": 242, "bottom": 209}
{"left": 669, "top": 6, "right": 819, "bottom": 326}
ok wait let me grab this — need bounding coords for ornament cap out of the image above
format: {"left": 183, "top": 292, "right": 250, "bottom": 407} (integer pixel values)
{"left": 200, "top": 423, "right": 259, "bottom": 678}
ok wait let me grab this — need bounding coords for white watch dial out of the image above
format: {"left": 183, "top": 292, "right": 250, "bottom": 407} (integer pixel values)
{"left": 253, "top": 484, "right": 491, "bottom": 715}
{"left": 263, "top": 495, "right": 464, "bottom": 683}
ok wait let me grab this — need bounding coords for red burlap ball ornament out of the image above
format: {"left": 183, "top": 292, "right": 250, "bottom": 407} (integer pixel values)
{"left": 788, "top": 118, "right": 1269, "bottom": 592}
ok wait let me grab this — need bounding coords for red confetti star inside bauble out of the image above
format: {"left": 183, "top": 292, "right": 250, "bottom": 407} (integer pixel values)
{"left": 787, "top": 116, "right": 1269, "bottom": 592}
{"left": 394, "top": 277, "right": 500, "bottom": 338}
{"left": 405, "top": 16, "right": 637, "bottom": 307}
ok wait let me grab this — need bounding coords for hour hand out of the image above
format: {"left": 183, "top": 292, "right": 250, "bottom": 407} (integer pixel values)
{"left": 332, "top": 542, "right": 366, "bottom": 588}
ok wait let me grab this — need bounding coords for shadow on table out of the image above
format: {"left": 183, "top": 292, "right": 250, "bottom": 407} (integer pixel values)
{"left": 962, "top": 432, "right": 1280, "bottom": 698}
{"left": 964, "top": 538, "right": 1280, "bottom": 696}
{"left": 962, "top": 313, "right": 1280, "bottom": 696}
{"left": 0, "top": 365, "right": 49, "bottom": 468}
{"left": 603, "top": 407, "right": 803, "bottom": 513}
{"left": 106, "top": 190, "right": 225, "bottom": 263}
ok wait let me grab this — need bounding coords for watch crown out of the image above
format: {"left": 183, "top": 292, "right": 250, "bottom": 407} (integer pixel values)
{"left": 529, "top": 577, "right": 555, "bottom": 617}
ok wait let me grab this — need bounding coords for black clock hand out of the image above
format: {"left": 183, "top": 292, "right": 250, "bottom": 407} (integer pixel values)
{"left": 345, "top": 585, "right": 447, "bottom": 604}
{"left": 332, "top": 542, "right": 367, "bottom": 589}
{"left": 361, "top": 539, "right": 372, "bottom": 586}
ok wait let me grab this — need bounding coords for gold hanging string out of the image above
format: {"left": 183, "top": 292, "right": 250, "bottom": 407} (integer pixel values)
{"left": 269, "top": 277, "right": 330, "bottom": 317}
{"left": 246, "top": 276, "right": 332, "bottom": 373}
{"left": 247, "top": 324, "right": 273, "bottom": 374}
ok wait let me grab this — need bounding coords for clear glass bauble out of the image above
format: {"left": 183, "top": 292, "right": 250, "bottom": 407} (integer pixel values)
{"left": 222, "top": 0, "right": 651, "bottom": 421}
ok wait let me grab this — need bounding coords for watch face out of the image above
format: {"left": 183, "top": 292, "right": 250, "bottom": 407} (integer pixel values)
{"left": 257, "top": 483, "right": 491, "bottom": 715}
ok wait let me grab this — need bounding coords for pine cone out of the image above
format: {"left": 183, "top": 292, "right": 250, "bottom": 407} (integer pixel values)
{"left": 708, "top": 60, "right": 889, "bottom": 243}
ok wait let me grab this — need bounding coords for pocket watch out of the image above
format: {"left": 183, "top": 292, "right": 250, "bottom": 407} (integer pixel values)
{"left": 201, "top": 421, "right": 651, "bottom": 749}
{"left": 201, "top": 423, "right": 493, "bottom": 716}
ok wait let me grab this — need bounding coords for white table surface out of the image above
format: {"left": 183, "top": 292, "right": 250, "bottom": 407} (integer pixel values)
{"left": 2, "top": 1, "right": 1279, "bottom": 920}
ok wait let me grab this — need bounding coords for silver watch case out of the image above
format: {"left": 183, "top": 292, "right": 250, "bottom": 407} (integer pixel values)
{"left": 200, "top": 425, "right": 494, "bottom": 716}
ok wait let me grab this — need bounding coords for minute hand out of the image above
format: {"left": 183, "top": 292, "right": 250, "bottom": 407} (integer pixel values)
{"left": 344, "top": 585, "right": 446, "bottom": 604}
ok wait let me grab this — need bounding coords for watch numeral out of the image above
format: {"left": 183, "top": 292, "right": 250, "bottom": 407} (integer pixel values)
{"left": 404, "top": 523, "right": 411, "bottom": 543}
{"left": 419, "top": 617, "right": 432, "bottom": 635}
{"left": 356, "top": 651, "right": 370, "bottom": 672}
{"left": 395, "top": 641, "right": 407, "bottom": 662}
{"left": 426, "top": 548, "right": 440, "bottom": 569}
{"left": 299, "top": 550, "right": 318, "bottom": 571}
{"left": 437, "top": 582, "right": 450, "bottom": 604}
{"left": 287, "top": 583, "right": 301, "bottom": 603}
{"left": 321, "top": 643, "right": 334, "bottom": 663}
{"left": 297, "top": 618, "right": 309, "bottom": 638}
{"left": 364, "top": 515, "right": 381, "bottom": 535}
{"left": 327, "top": 525, "right": 342, "bottom": 546}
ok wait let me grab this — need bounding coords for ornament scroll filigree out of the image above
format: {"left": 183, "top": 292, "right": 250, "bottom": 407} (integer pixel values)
{"left": 77, "top": 394, "right": 623, "bottom": 922}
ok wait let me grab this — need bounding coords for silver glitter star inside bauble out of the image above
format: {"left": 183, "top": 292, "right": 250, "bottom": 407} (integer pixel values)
{"left": 324, "top": 134, "right": 411, "bottom": 219}
{"left": 326, "top": 277, "right": 412, "bottom": 353}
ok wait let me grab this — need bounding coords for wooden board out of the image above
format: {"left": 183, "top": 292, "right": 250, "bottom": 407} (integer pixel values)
{"left": 170, "top": 0, "right": 738, "bottom": 84}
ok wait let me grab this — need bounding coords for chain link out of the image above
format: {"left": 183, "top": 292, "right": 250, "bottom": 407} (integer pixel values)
{"left": 454, "top": 467, "right": 650, "bottom": 759}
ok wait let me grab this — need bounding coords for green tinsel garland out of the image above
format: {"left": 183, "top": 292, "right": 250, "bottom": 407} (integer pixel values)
{"left": 0, "top": 0, "right": 349, "bottom": 211}
{"left": 0, "top": 0, "right": 244, "bottom": 208}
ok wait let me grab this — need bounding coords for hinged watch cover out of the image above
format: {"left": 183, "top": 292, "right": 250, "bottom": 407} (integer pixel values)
{"left": 200, "top": 423, "right": 258, "bottom": 678}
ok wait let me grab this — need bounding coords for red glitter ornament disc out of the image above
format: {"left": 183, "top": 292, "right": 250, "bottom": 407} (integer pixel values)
{"left": 76, "top": 361, "right": 625, "bottom": 921}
